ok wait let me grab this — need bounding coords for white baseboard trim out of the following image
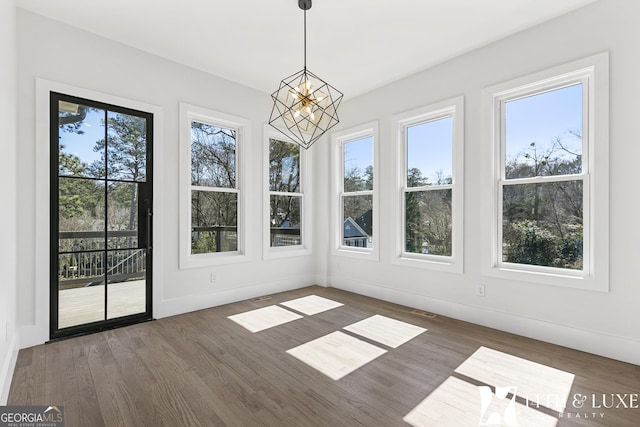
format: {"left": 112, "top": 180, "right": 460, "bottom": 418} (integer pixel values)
{"left": 159, "top": 277, "right": 317, "bottom": 318}
{"left": 313, "top": 276, "right": 329, "bottom": 288}
{"left": 329, "top": 276, "right": 640, "bottom": 366}
{"left": 0, "top": 331, "right": 20, "bottom": 405}
{"left": 18, "top": 324, "right": 48, "bottom": 350}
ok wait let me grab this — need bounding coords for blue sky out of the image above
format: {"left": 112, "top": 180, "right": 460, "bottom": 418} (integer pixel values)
{"left": 59, "top": 107, "right": 105, "bottom": 167}
{"left": 342, "top": 118, "right": 454, "bottom": 185}
{"left": 506, "top": 83, "right": 582, "bottom": 163}
{"left": 344, "top": 136, "right": 373, "bottom": 179}
{"left": 407, "top": 116, "right": 452, "bottom": 184}
{"left": 343, "top": 84, "right": 582, "bottom": 183}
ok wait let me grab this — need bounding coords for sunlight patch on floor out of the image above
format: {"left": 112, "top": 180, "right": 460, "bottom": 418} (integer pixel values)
{"left": 280, "top": 294, "right": 344, "bottom": 315}
{"left": 403, "top": 376, "right": 559, "bottom": 427}
{"left": 287, "top": 331, "right": 387, "bottom": 380}
{"left": 454, "top": 346, "right": 575, "bottom": 412}
{"left": 227, "top": 305, "right": 303, "bottom": 333}
{"left": 343, "top": 314, "right": 427, "bottom": 348}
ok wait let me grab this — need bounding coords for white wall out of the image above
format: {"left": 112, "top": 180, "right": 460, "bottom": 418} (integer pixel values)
{"left": 0, "top": 0, "right": 19, "bottom": 405}
{"left": 16, "top": 9, "right": 317, "bottom": 347}
{"left": 324, "top": 0, "right": 640, "bottom": 365}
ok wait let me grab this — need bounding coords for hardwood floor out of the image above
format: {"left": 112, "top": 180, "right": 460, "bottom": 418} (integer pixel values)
{"left": 8, "top": 286, "right": 640, "bottom": 426}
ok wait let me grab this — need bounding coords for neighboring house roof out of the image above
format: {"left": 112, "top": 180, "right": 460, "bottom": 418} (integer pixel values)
{"left": 355, "top": 210, "right": 373, "bottom": 236}
{"left": 343, "top": 217, "right": 369, "bottom": 238}
{"left": 278, "top": 220, "right": 300, "bottom": 229}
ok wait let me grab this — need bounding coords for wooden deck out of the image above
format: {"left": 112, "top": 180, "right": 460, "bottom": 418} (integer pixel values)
{"left": 58, "top": 280, "right": 146, "bottom": 328}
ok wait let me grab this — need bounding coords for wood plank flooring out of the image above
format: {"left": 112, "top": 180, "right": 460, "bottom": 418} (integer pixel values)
{"left": 8, "top": 286, "right": 640, "bottom": 426}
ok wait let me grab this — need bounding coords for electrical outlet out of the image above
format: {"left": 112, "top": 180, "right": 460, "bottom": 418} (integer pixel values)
{"left": 476, "top": 284, "right": 486, "bottom": 297}
{"left": 210, "top": 272, "right": 217, "bottom": 284}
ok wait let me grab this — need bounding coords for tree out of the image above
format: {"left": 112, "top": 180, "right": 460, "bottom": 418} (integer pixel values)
{"left": 269, "top": 139, "right": 301, "bottom": 237}
{"left": 405, "top": 168, "right": 428, "bottom": 253}
{"left": 58, "top": 149, "right": 101, "bottom": 221}
{"left": 502, "top": 135, "right": 583, "bottom": 269}
{"left": 343, "top": 166, "right": 372, "bottom": 227}
{"left": 190, "top": 122, "right": 238, "bottom": 253}
{"left": 404, "top": 168, "right": 452, "bottom": 256}
{"left": 191, "top": 122, "right": 236, "bottom": 187}
{"left": 89, "top": 113, "right": 147, "bottom": 241}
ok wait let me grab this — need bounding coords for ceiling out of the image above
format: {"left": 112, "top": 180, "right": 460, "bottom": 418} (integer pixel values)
{"left": 17, "top": 0, "right": 597, "bottom": 100}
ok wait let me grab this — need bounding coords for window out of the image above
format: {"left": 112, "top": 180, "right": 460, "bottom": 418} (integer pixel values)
{"left": 268, "top": 138, "right": 302, "bottom": 247}
{"left": 190, "top": 121, "right": 238, "bottom": 254}
{"left": 332, "top": 122, "right": 378, "bottom": 259}
{"left": 501, "top": 84, "right": 585, "bottom": 271}
{"left": 393, "top": 97, "right": 464, "bottom": 272}
{"left": 264, "top": 127, "right": 310, "bottom": 257}
{"left": 485, "top": 53, "right": 609, "bottom": 291}
{"left": 179, "top": 103, "right": 249, "bottom": 268}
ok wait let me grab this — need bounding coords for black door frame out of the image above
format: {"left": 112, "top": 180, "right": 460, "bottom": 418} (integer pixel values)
{"left": 49, "top": 92, "right": 154, "bottom": 340}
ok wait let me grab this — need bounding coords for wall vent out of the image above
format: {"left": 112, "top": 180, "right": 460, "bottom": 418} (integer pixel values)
{"left": 411, "top": 309, "right": 437, "bottom": 318}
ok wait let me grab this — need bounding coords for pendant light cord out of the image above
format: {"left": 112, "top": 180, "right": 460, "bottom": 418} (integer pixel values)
{"left": 303, "top": 8, "right": 307, "bottom": 70}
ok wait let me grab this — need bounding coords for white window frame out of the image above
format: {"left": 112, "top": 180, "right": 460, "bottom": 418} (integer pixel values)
{"left": 331, "top": 121, "right": 379, "bottom": 260}
{"left": 392, "top": 96, "right": 464, "bottom": 273}
{"left": 179, "top": 103, "right": 250, "bottom": 268}
{"left": 263, "top": 125, "right": 312, "bottom": 259}
{"left": 483, "top": 52, "right": 609, "bottom": 291}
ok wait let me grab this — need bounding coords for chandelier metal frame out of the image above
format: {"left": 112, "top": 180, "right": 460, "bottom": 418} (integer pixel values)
{"left": 268, "top": 0, "right": 343, "bottom": 149}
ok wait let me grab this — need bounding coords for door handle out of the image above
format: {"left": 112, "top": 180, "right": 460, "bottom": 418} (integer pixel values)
{"left": 146, "top": 208, "right": 152, "bottom": 251}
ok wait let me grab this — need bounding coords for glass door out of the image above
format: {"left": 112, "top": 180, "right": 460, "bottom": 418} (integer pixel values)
{"left": 50, "top": 92, "right": 153, "bottom": 339}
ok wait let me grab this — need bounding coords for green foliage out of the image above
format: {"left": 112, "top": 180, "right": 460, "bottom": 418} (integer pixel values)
{"left": 404, "top": 191, "right": 422, "bottom": 253}
{"left": 268, "top": 139, "right": 302, "bottom": 231}
{"left": 503, "top": 220, "right": 583, "bottom": 269}
{"left": 191, "top": 190, "right": 238, "bottom": 253}
{"left": 89, "top": 113, "right": 147, "bottom": 182}
{"left": 58, "top": 149, "right": 101, "bottom": 220}
{"left": 502, "top": 139, "right": 584, "bottom": 270}
{"left": 191, "top": 231, "right": 217, "bottom": 254}
{"left": 404, "top": 168, "right": 452, "bottom": 256}
{"left": 405, "top": 188, "right": 452, "bottom": 256}
{"left": 343, "top": 165, "right": 373, "bottom": 231}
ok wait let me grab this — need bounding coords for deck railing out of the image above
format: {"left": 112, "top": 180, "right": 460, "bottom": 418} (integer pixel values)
{"left": 58, "top": 230, "right": 146, "bottom": 288}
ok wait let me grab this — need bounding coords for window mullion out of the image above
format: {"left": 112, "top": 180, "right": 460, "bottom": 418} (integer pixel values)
{"left": 269, "top": 190, "right": 303, "bottom": 197}
{"left": 191, "top": 185, "right": 239, "bottom": 194}
{"left": 342, "top": 190, "right": 374, "bottom": 197}
{"left": 403, "top": 184, "right": 455, "bottom": 193}
{"left": 501, "top": 173, "right": 587, "bottom": 186}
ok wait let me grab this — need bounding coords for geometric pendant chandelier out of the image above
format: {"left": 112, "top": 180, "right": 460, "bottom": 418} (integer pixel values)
{"left": 268, "top": 0, "right": 344, "bottom": 150}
